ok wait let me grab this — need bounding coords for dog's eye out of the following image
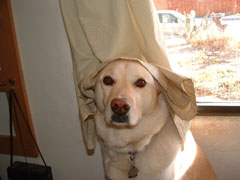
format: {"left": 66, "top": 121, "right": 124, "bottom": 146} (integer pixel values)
{"left": 135, "top": 79, "right": 147, "bottom": 88}
{"left": 103, "top": 76, "right": 115, "bottom": 85}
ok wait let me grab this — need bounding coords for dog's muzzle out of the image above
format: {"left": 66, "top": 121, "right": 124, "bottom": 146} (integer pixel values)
{"left": 110, "top": 98, "right": 131, "bottom": 123}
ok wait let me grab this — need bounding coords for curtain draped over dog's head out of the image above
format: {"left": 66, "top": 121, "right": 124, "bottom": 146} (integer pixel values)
{"left": 59, "top": 0, "right": 197, "bottom": 154}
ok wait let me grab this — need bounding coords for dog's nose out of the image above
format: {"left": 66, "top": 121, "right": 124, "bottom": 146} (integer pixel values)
{"left": 111, "top": 98, "right": 131, "bottom": 116}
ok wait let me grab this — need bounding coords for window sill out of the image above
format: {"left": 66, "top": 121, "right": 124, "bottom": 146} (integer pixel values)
{"left": 197, "top": 102, "right": 240, "bottom": 116}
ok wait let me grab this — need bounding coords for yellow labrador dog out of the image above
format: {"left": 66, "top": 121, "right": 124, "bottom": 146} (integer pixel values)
{"left": 94, "top": 60, "right": 217, "bottom": 180}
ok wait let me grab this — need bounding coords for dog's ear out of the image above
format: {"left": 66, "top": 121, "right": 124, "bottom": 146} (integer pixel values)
{"left": 154, "top": 78, "right": 161, "bottom": 95}
{"left": 78, "top": 59, "right": 125, "bottom": 153}
{"left": 138, "top": 60, "right": 197, "bottom": 148}
{"left": 139, "top": 61, "right": 197, "bottom": 119}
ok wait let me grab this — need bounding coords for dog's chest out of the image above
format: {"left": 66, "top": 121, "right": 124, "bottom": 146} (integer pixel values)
{"left": 134, "top": 146, "right": 176, "bottom": 180}
{"left": 103, "top": 149, "right": 174, "bottom": 180}
{"left": 101, "top": 127, "right": 179, "bottom": 180}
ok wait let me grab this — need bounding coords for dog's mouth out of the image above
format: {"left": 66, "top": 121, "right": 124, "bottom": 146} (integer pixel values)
{"left": 110, "top": 114, "right": 129, "bottom": 125}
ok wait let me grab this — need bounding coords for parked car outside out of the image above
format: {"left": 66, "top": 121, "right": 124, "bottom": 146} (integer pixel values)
{"left": 157, "top": 10, "right": 186, "bottom": 23}
{"left": 220, "top": 15, "right": 240, "bottom": 25}
{"left": 157, "top": 10, "right": 186, "bottom": 36}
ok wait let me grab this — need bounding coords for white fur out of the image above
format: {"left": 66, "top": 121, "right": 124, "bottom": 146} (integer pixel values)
{"left": 95, "top": 96, "right": 182, "bottom": 180}
{"left": 94, "top": 60, "right": 183, "bottom": 179}
{"left": 94, "top": 60, "right": 217, "bottom": 180}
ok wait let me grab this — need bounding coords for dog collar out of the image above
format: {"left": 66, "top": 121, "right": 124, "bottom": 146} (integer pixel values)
{"left": 128, "top": 152, "right": 138, "bottom": 178}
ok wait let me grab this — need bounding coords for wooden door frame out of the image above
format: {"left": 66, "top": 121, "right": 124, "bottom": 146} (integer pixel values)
{"left": 0, "top": 0, "right": 38, "bottom": 158}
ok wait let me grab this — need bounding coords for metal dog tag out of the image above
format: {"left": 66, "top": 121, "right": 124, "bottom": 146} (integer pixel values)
{"left": 128, "top": 166, "right": 138, "bottom": 178}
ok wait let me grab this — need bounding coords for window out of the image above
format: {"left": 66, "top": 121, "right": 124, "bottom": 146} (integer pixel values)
{"left": 156, "top": 9, "right": 240, "bottom": 114}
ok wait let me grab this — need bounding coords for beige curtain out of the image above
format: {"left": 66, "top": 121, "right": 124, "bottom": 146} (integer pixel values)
{"left": 59, "top": 0, "right": 197, "bottom": 153}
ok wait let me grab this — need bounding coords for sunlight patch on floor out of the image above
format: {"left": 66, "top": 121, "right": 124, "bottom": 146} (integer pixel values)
{"left": 174, "top": 131, "right": 197, "bottom": 180}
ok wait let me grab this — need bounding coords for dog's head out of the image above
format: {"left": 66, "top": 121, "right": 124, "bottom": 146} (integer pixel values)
{"left": 95, "top": 60, "right": 160, "bottom": 127}
{"left": 80, "top": 57, "right": 196, "bottom": 151}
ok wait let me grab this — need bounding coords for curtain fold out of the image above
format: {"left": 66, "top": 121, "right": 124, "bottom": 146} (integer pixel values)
{"left": 59, "top": 0, "right": 197, "bottom": 153}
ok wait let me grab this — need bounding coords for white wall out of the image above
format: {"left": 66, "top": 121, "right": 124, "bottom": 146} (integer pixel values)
{"left": 0, "top": 93, "right": 11, "bottom": 136}
{"left": 0, "top": 1, "right": 240, "bottom": 180}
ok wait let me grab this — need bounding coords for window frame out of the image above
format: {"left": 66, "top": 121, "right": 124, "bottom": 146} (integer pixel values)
{"left": 197, "top": 103, "right": 240, "bottom": 115}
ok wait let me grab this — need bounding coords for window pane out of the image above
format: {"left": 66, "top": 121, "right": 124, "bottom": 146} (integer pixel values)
{"left": 158, "top": 10, "right": 240, "bottom": 103}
